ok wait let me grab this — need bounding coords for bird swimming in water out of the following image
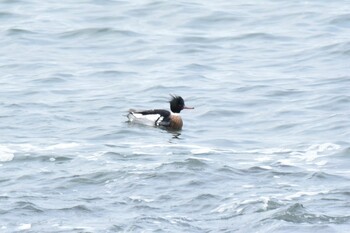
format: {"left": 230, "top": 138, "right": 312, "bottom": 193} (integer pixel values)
{"left": 127, "top": 95, "right": 194, "bottom": 130}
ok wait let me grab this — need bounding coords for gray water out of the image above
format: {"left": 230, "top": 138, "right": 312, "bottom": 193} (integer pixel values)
{"left": 1, "top": 0, "right": 350, "bottom": 232}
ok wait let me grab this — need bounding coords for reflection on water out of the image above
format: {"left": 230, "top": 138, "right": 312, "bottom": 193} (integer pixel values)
{"left": 169, "top": 131, "right": 181, "bottom": 140}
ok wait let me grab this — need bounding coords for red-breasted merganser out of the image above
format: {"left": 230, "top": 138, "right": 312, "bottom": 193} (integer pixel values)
{"left": 127, "top": 95, "right": 194, "bottom": 130}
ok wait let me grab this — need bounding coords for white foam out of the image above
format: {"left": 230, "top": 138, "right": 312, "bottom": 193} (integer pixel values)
{"left": 261, "top": 196, "right": 270, "bottom": 210}
{"left": 129, "top": 195, "right": 154, "bottom": 203}
{"left": 242, "top": 184, "right": 255, "bottom": 189}
{"left": 191, "top": 148, "right": 215, "bottom": 155}
{"left": 308, "top": 143, "right": 341, "bottom": 153}
{"left": 0, "top": 143, "right": 82, "bottom": 162}
{"left": 189, "top": 156, "right": 213, "bottom": 161}
{"left": 212, "top": 201, "right": 236, "bottom": 213}
{"left": 255, "top": 156, "right": 273, "bottom": 162}
{"left": 0, "top": 145, "right": 15, "bottom": 162}
{"left": 277, "top": 159, "right": 294, "bottom": 166}
{"left": 304, "top": 143, "right": 341, "bottom": 161}
{"left": 212, "top": 196, "right": 272, "bottom": 213}
{"left": 16, "top": 144, "right": 38, "bottom": 152}
{"left": 17, "top": 223, "right": 31, "bottom": 230}
{"left": 127, "top": 142, "right": 342, "bottom": 172}
{"left": 284, "top": 190, "right": 329, "bottom": 200}
{"left": 275, "top": 143, "right": 341, "bottom": 168}
{"left": 15, "top": 142, "right": 81, "bottom": 152}
{"left": 260, "top": 165, "right": 272, "bottom": 170}
{"left": 86, "top": 151, "right": 105, "bottom": 161}
{"left": 315, "top": 160, "right": 328, "bottom": 166}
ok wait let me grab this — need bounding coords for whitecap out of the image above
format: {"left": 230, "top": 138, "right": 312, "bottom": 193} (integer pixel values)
{"left": 17, "top": 223, "right": 31, "bottom": 230}
{"left": 260, "top": 165, "right": 273, "bottom": 170}
{"left": 308, "top": 143, "right": 341, "bottom": 153}
{"left": 303, "top": 143, "right": 341, "bottom": 163}
{"left": 242, "top": 184, "right": 255, "bottom": 188}
{"left": 13, "top": 142, "right": 81, "bottom": 152}
{"left": 284, "top": 190, "right": 329, "bottom": 201}
{"left": 85, "top": 151, "right": 106, "bottom": 161}
{"left": 315, "top": 160, "right": 328, "bottom": 166}
{"left": 0, "top": 143, "right": 83, "bottom": 162}
{"left": 129, "top": 195, "right": 154, "bottom": 203}
{"left": 189, "top": 156, "right": 213, "bottom": 161}
{"left": 211, "top": 201, "right": 237, "bottom": 213}
{"left": 0, "top": 145, "right": 15, "bottom": 162}
{"left": 190, "top": 147, "right": 215, "bottom": 155}
{"left": 274, "top": 143, "right": 341, "bottom": 168}
{"left": 255, "top": 156, "right": 273, "bottom": 162}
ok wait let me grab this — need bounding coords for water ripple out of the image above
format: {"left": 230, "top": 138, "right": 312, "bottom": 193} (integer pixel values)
{"left": 1, "top": 0, "right": 350, "bottom": 232}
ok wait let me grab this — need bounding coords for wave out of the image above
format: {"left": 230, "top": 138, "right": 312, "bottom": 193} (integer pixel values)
{"left": 0, "top": 145, "right": 15, "bottom": 162}
{"left": 58, "top": 28, "right": 142, "bottom": 39}
{"left": 0, "top": 141, "right": 344, "bottom": 163}
{"left": 6, "top": 28, "right": 37, "bottom": 36}
{"left": 0, "top": 143, "right": 81, "bottom": 162}
{"left": 329, "top": 13, "right": 350, "bottom": 28}
{"left": 273, "top": 203, "right": 350, "bottom": 224}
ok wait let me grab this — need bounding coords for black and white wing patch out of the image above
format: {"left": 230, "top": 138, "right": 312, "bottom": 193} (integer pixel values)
{"left": 128, "top": 109, "right": 171, "bottom": 127}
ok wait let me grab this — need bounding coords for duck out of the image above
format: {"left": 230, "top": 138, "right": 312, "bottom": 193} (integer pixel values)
{"left": 127, "top": 95, "right": 194, "bottom": 130}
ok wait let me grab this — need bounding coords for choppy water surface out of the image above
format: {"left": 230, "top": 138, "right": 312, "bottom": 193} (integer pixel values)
{"left": 1, "top": 0, "right": 350, "bottom": 232}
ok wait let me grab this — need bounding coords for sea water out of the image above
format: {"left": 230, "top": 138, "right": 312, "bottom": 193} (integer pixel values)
{"left": 0, "top": 0, "right": 349, "bottom": 232}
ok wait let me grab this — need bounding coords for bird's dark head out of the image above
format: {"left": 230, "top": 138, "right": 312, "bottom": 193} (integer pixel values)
{"left": 170, "top": 95, "right": 194, "bottom": 113}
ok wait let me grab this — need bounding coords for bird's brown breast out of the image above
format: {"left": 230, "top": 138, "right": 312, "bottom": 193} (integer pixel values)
{"left": 169, "top": 114, "right": 183, "bottom": 130}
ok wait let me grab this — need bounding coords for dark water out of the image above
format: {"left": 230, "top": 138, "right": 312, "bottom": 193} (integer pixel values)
{"left": 1, "top": 0, "right": 350, "bottom": 232}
